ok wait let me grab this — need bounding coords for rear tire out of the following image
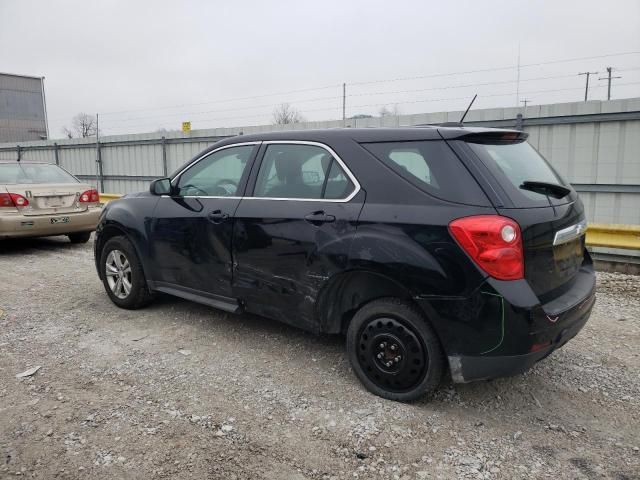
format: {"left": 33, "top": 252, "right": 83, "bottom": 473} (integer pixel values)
{"left": 100, "top": 236, "right": 153, "bottom": 309}
{"left": 346, "top": 298, "right": 445, "bottom": 402}
{"left": 68, "top": 232, "right": 91, "bottom": 244}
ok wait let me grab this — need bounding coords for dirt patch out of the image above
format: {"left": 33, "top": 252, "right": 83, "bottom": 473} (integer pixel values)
{"left": 1, "top": 237, "right": 639, "bottom": 479}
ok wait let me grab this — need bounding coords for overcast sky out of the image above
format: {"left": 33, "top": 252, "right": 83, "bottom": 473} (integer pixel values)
{"left": 1, "top": 0, "right": 639, "bottom": 137}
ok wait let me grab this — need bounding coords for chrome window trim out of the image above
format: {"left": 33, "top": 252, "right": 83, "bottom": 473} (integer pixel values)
{"left": 167, "top": 140, "right": 361, "bottom": 203}
{"left": 243, "top": 140, "right": 361, "bottom": 203}
{"left": 171, "top": 141, "right": 262, "bottom": 187}
{"left": 553, "top": 219, "right": 588, "bottom": 246}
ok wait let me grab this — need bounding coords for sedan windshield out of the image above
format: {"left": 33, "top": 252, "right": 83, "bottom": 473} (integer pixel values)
{"left": 0, "top": 163, "right": 79, "bottom": 184}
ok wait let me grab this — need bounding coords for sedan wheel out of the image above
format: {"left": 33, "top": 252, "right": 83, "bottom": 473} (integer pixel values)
{"left": 105, "top": 249, "right": 132, "bottom": 299}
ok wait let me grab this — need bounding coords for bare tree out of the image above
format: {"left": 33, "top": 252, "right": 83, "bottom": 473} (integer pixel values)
{"left": 379, "top": 104, "right": 401, "bottom": 117}
{"left": 378, "top": 106, "right": 392, "bottom": 117}
{"left": 63, "top": 113, "right": 98, "bottom": 138}
{"left": 272, "top": 103, "right": 304, "bottom": 125}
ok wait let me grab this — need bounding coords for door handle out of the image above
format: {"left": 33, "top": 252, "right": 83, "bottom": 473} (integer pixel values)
{"left": 208, "top": 209, "right": 229, "bottom": 224}
{"left": 304, "top": 210, "right": 336, "bottom": 225}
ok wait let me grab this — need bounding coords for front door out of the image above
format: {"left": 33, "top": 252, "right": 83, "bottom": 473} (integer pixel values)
{"left": 233, "top": 142, "right": 363, "bottom": 330}
{"left": 149, "top": 143, "right": 258, "bottom": 302}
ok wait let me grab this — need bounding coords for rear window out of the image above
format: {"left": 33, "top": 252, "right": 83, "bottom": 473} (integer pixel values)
{"left": 0, "top": 163, "right": 79, "bottom": 185}
{"left": 465, "top": 140, "right": 569, "bottom": 207}
{"left": 361, "top": 140, "right": 488, "bottom": 205}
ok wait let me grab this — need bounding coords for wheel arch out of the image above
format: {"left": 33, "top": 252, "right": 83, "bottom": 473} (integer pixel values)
{"left": 95, "top": 223, "right": 150, "bottom": 283}
{"left": 317, "top": 269, "right": 416, "bottom": 335}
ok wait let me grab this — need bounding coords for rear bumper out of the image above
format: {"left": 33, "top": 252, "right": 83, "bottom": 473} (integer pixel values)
{"left": 0, "top": 207, "right": 101, "bottom": 239}
{"left": 448, "top": 284, "right": 595, "bottom": 383}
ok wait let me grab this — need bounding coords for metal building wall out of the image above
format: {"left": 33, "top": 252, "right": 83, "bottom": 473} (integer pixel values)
{"left": 0, "top": 98, "right": 638, "bottom": 225}
{"left": 0, "top": 73, "right": 47, "bottom": 142}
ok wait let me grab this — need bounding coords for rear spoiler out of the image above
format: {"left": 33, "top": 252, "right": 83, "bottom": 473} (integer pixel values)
{"left": 439, "top": 129, "right": 529, "bottom": 144}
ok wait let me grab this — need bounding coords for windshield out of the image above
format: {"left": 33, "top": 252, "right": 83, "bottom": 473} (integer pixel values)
{"left": 466, "top": 140, "right": 570, "bottom": 207}
{"left": 0, "top": 163, "right": 79, "bottom": 185}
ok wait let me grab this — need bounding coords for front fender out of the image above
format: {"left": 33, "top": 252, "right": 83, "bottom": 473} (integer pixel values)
{"left": 94, "top": 196, "right": 160, "bottom": 281}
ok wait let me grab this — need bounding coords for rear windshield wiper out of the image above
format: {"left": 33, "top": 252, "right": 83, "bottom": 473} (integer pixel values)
{"left": 519, "top": 181, "right": 571, "bottom": 199}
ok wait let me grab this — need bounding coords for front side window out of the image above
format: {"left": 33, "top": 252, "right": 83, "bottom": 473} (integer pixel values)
{"left": 176, "top": 145, "right": 254, "bottom": 196}
{"left": 0, "top": 163, "right": 79, "bottom": 184}
{"left": 253, "top": 144, "right": 355, "bottom": 200}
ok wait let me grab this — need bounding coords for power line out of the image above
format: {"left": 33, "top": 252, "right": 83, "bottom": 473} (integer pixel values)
{"left": 348, "top": 50, "right": 640, "bottom": 87}
{"left": 97, "top": 83, "right": 342, "bottom": 116}
{"left": 85, "top": 50, "right": 640, "bottom": 119}
{"left": 98, "top": 81, "right": 640, "bottom": 133}
{"left": 102, "top": 95, "right": 342, "bottom": 124}
{"left": 346, "top": 72, "right": 583, "bottom": 99}
{"left": 346, "top": 82, "right": 640, "bottom": 112}
{"left": 100, "top": 68, "right": 639, "bottom": 126}
{"left": 98, "top": 76, "right": 549, "bottom": 125}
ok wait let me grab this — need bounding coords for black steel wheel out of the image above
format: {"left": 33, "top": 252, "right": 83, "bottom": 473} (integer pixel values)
{"left": 347, "top": 298, "right": 445, "bottom": 401}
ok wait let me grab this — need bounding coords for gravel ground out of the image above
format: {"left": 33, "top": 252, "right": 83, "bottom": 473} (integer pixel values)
{"left": 0, "top": 237, "right": 639, "bottom": 480}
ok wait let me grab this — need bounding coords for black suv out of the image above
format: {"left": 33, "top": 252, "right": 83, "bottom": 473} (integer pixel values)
{"left": 94, "top": 127, "right": 595, "bottom": 401}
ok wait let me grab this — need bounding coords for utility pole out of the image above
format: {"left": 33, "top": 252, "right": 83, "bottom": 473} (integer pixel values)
{"left": 520, "top": 99, "right": 530, "bottom": 109}
{"left": 599, "top": 67, "right": 622, "bottom": 100}
{"left": 515, "top": 43, "right": 521, "bottom": 107}
{"left": 578, "top": 71, "right": 598, "bottom": 102}
{"left": 342, "top": 83, "right": 346, "bottom": 126}
{"left": 96, "top": 113, "right": 103, "bottom": 193}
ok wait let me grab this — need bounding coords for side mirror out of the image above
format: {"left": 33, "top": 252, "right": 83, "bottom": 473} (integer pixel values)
{"left": 150, "top": 178, "right": 172, "bottom": 196}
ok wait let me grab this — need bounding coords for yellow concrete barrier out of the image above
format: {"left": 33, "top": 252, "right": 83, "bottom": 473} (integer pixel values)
{"left": 99, "top": 193, "right": 123, "bottom": 203}
{"left": 586, "top": 223, "right": 640, "bottom": 250}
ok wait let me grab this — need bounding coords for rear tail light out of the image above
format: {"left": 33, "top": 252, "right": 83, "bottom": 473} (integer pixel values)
{"left": 448, "top": 215, "right": 524, "bottom": 281}
{"left": 0, "top": 193, "right": 13, "bottom": 207}
{"left": 0, "top": 193, "right": 29, "bottom": 208}
{"left": 79, "top": 189, "right": 100, "bottom": 203}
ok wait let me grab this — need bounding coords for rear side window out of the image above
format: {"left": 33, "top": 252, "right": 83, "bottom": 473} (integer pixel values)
{"left": 253, "top": 144, "right": 355, "bottom": 200}
{"left": 0, "top": 163, "right": 79, "bottom": 184}
{"left": 466, "top": 140, "right": 569, "bottom": 207}
{"left": 361, "top": 140, "right": 488, "bottom": 205}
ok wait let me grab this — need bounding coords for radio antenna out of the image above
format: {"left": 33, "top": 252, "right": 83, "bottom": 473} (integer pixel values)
{"left": 459, "top": 94, "right": 477, "bottom": 124}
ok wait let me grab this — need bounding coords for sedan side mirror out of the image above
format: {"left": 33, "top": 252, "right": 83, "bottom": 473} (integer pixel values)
{"left": 150, "top": 178, "right": 173, "bottom": 196}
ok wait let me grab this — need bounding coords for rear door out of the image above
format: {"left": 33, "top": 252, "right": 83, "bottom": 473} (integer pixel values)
{"left": 232, "top": 141, "right": 363, "bottom": 330}
{"left": 452, "top": 133, "right": 587, "bottom": 301}
{"left": 148, "top": 143, "right": 258, "bottom": 301}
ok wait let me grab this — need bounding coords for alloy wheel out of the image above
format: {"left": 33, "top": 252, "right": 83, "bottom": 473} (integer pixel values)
{"left": 105, "top": 249, "right": 132, "bottom": 299}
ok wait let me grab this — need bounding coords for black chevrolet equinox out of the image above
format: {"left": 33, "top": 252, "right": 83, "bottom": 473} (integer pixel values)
{"left": 95, "top": 127, "right": 596, "bottom": 401}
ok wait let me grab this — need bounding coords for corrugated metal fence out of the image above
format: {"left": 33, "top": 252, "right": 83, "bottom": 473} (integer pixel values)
{"left": 0, "top": 133, "right": 229, "bottom": 193}
{"left": 1, "top": 98, "right": 639, "bottom": 224}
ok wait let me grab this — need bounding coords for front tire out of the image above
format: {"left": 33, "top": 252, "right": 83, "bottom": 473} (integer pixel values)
{"left": 100, "top": 236, "right": 153, "bottom": 309}
{"left": 346, "top": 298, "right": 445, "bottom": 402}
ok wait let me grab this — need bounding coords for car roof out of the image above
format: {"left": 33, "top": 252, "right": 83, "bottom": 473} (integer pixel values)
{"left": 217, "top": 126, "right": 522, "bottom": 146}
